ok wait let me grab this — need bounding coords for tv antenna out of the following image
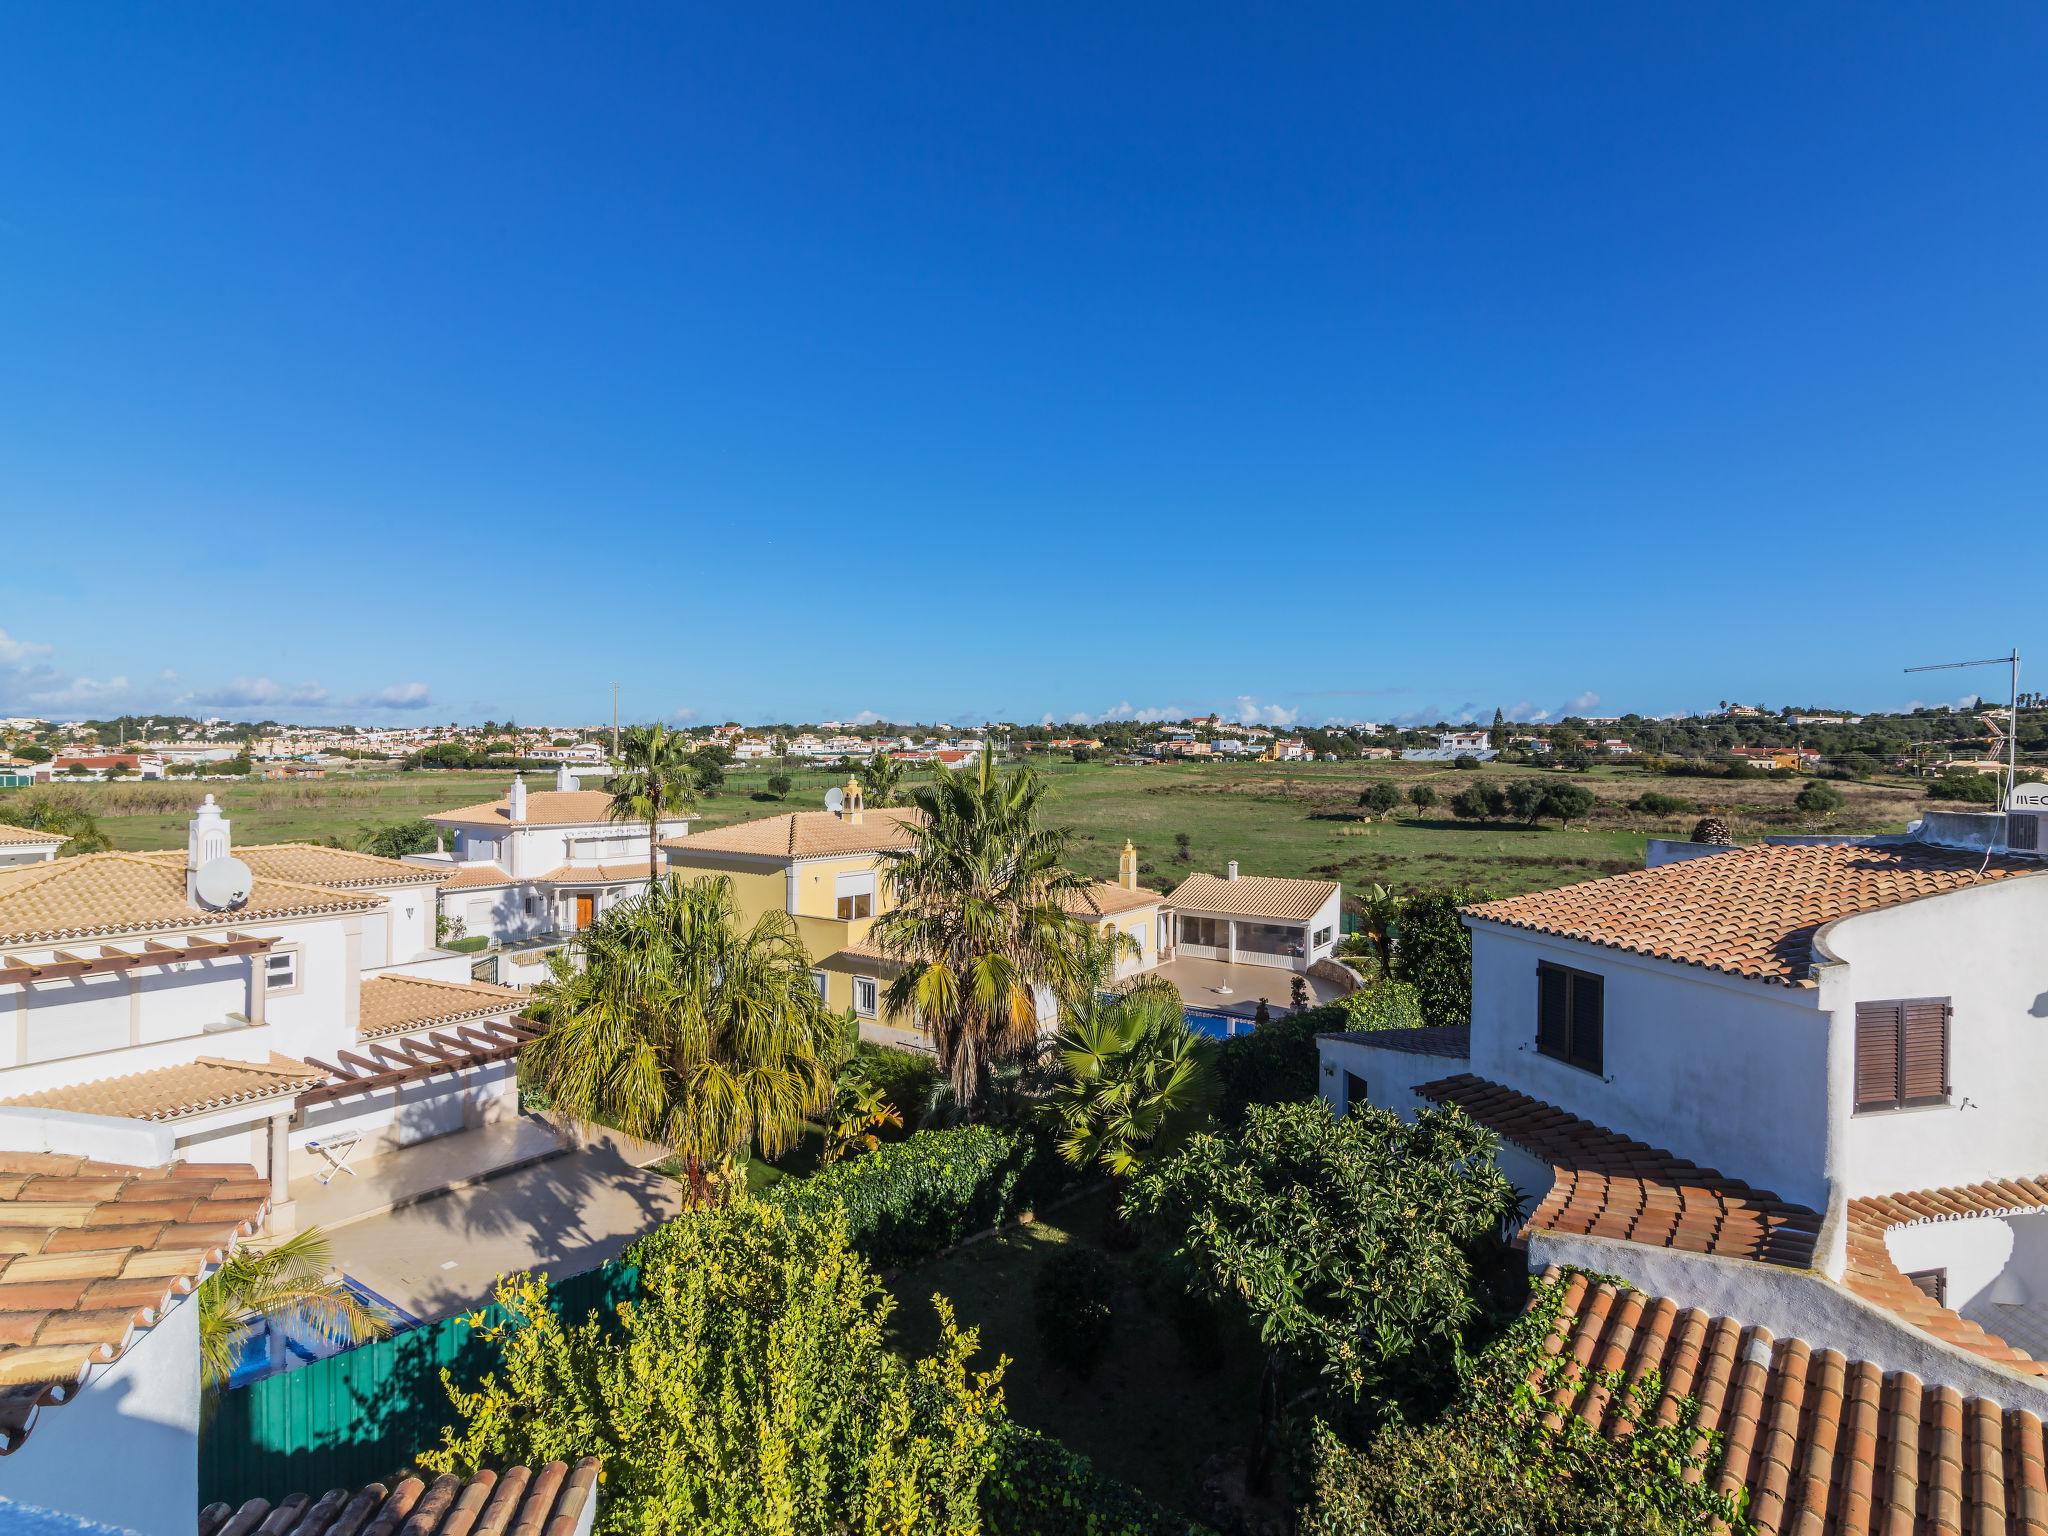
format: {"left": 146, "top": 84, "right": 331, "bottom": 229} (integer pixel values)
{"left": 1904, "top": 649, "right": 2021, "bottom": 807}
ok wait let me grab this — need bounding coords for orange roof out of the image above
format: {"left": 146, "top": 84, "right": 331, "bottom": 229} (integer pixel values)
{"left": 1061, "top": 881, "right": 1166, "bottom": 919}
{"left": 0, "top": 1054, "right": 321, "bottom": 1121}
{"left": 359, "top": 974, "right": 525, "bottom": 1040}
{"left": 1847, "top": 1178, "right": 2048, "bottom": 1379}
{"left": 1532, "top": 1266, "right": 2048, "bottom": 1536}
{"left": 1166, "top": 871, "right": 1339, "bottom": 923}
{"left": 427, "top": 789, "right": 680, "bottom": 829}
{"left": 534, "top": 861, "right": 652, "bottom": 885}
{"left": 134, "top": 843, "right": 443, "bottom": 889}
{"left": 1416, "top": 1074, "right": 1820, "bottom": 1267}
{"left": 201, "top": 1459, "right": 601, "bottom": 1536}
{"left": 0, "top": 826, "right": 62, "bottom": 848}
{"left": 0, "top": 1153, "right": 269, "bottom": 1452}
{"left": 0, "top": 854, "right": 384, "bottom": 947}
{"left": 434, "top": 863, "right": 516, "bottom": 890}
{"left": 664, "top": 807, "right": 921, "bottom": 861}
{"left": 1465, "top": 842, "right": 2041, "bottom": 986}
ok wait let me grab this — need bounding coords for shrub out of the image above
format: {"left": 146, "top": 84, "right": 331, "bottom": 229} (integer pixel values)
{"left": 1391, "top": 889, "right": 1481, "bottom": 1029}
{"left": 1452, "top": 754, "right": 1481, "bottom": 770}
{"left": 1540, "top": 782, "right": 1597, "bottom": 827}
{"left": 1927, "top": 771, "right": 2001, "bottom": 804}
{"left": 1213, "top": 1001, "right": 1350, "bottom": 1123}
{"left": 1795, "top": 779, "right": 1844, "bottom": 815}
{"left": 1334, "top": 980, "right": 1424, "bottom": 1031}
{"left": 1631, "top": 791, "right": 1691, "bottom": 815}
{"left": 1033, "top": 1246, "right": 1118, "bottom": 1377}
{"left": 981, "top": 1425, "right": 1212, "bottom": 1536}
{"left": 424, "top": 1199, "right": 1005, "bottom": 1536}
{"left": 852, "top": 1042, "right": 942, "bottom": 1129}
{"left": 765, "top": 1123, "right": 1035, "bottom": 1268}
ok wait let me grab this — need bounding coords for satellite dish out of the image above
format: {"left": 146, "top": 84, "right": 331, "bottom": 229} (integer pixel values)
{"left": 823, "top": 787, "right": 845, "bottom": 814}
{"left": 194, "top": 856, "right": 253, "bottom": 911}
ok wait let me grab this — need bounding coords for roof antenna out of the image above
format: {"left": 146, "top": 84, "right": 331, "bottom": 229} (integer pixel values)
{"left": 1905, "top": 649, "right": 2021, "bottom": 865}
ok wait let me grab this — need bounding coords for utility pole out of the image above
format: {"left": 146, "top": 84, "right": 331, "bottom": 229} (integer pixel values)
{"left": 610, "top": 682, "right": 619, "bottom": 759}
{"left": 1906, "top": 649, "right": 2021, "bottom": 806}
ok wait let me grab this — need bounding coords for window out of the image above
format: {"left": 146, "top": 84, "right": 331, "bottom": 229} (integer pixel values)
{"left": 1312, "top": 925, "right": 1333, "bottom": 950}
{"left": 853, "top": 977, "right": 878, "bottom": 1017}
{"left": 834, "top": 870, "right": 876, "bottom": 921}
{"left": 1536, "top": 962, "right": 1603, "bottom": 1074}
{"left": 264, "top": 949, "right": 300, "bottom": 994}
{"left": 1905, "top": 1268, "right": 1948, "bottom": 1306}
{"left": 810, "top": 969, "right": 828, "bottom": 1002}
{"left": 836, "top": 891, "right": 872, "bottom": 921}
{"left": 1855, "top": 998, "right": 1949, "bottom": 1111}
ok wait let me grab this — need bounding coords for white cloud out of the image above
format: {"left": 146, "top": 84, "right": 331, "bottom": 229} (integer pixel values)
{"left": 1057, "top": 701, "right": 1187, "bottom": 726}
{"left": 350, "top": 682, "right": 432, "bottom": 711}
{"left": 669, "top": 706, "right": 700, "bottom": 723}
{"left": 181, "top": 677, "right": 332, "bottom": 710}
{"left": 1229, "top": 696, "right": 1298, "bottom": 728}
{"left": 26, "top": 675, "right": 135, "bottom": 710}
{"left": 0, "top": 629, "right": 53, "bottom": 668}
{"left": 848, "top": 709, "right": 887, "bottom": 726}
{"left": 1559, "top": 690, "right": 1601, "bottom": 716}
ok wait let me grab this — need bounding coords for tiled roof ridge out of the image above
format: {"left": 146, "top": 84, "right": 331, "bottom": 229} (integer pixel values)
{"left": 1846, "top": 1177, "right": 2048, "bottom": 1379}
{"left": 1529, "top": 1265, "right": 2048, "bottom": 1536}
{"left": 1417, "top": 1073, "right": 1820, "bottom": 1268}
{"left": 0, "top": 850, "right": 390, "bottom": 908}
{"left": 200, "top": 1457, "right": 602, "bottom": 1536}
{"left": 0, "top": 1053, "right": 324, "bottom": 1122}
{"left": 137, "top": 843, "right": 449, "bottom": 884}
{"left": 0, "top": 825, "right": 63, "bottom": 845}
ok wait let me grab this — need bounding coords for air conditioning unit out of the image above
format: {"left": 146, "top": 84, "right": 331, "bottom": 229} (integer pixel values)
{"left": 2008, "top": 812, "right": 2042, "bottom": 855}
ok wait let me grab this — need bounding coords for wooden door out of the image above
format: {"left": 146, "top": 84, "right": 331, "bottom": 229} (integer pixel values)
{"left": 575, "top": 893, "right": 596, "bottom": 930}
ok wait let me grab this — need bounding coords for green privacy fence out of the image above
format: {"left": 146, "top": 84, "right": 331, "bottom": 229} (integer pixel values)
{"left": 197, "top": 1260, "right": 637, "bottom": 1510}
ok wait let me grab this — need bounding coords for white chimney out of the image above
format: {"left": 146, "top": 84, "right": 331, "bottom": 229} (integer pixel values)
{"left": 1226, "top": 860, "right": 1239, "bottom": 881}
{"left": 186, "top": 795, "right": 230, "bottom": 902}
{"left": 508, "top": 773, "right": 528, "bottom": 824}
{"left": 555, "top": 763, "right": 577, "bottom": 793}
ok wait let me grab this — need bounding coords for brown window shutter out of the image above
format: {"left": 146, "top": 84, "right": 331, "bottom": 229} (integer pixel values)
{"left": 1900, "top": 999, "right": 1950, "bottom": 1105}
{"left": 1855, "top": 1001, "right": 1902, "bottom": 1110}
{"left": 1570, "top": 971, "right": 1604, "bottom": 1072}
{"left": 1538, "top": 966, "right": 1569, "bottom": 1058}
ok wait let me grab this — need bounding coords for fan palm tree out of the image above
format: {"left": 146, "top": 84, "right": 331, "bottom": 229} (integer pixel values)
{"left": 857, "top": 748, "right": 905, "bottom": 808}
{"left": 197, "top": 1227, "right": 388, "bottom": 1390}
{"left": 0, "top": 795, "right": 111, "bottom": 856}
{"left": 523, "top": 874, "right": 841, "bottom": 1198}
{"left": 604, "top": 723, "right": 699, "bottom": 880}
{"left": 871, "top": 753, "right": 1092, "bottom": 1114}
{"left": 1043, "top": 980, "right": 1216, "bottom": 1177}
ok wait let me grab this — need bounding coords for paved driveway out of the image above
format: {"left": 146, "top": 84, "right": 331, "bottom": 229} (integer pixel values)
{"left": 325, "top": 1132, "right": 684, "bottom": 1321}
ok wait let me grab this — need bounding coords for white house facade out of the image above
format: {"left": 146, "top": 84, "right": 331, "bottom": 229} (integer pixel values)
{"left": 1166, "top": 865, "right": 1340, "bottom": 974}
{"left": 0, "top": 826, "right": 63, "bottom": 868}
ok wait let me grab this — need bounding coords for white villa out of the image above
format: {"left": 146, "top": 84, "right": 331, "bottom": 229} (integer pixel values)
{"left": 1166, "top": 863, "right": 1341, "bottom": 974}
{"left": 1319, "top": 796, "right": 2048, "bottom": 1524}
{"left": 406, "top": 766, "right": 692, "bottom": 956}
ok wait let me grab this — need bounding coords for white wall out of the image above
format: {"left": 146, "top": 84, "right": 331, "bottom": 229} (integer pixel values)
{"left": 1467, "top": 923, "right": 1833, "bottom": 1209}
{"left": 1818, "top": 876, "right": 2048, "bottom": 1198}
{"left": 0, "top": 1297, "right": 200, "bottom": 1535}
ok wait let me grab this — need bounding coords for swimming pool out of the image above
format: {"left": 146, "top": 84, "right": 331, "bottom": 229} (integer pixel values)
{"left": 225, "top": 1276, "right": 419, "bottom": 1389}
{"left": 1184, "top": 1009, "right": 1262, "bottom": 1040}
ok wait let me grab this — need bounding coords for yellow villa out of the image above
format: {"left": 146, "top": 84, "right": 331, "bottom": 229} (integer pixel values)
{"left": 660, "top": 781, "right": 920, "bottom": 1019}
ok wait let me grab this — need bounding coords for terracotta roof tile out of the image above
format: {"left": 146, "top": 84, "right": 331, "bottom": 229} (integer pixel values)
{"left": 1531, "top": 1266, "right": 2048, "bottom": 1535}
{"left": 1165, "top": 871, "right": 1340, "bottom": 923}
{"left": 0, "top": 853, "right": 384, "bottom": 946}
{"left": 1417, "top": 1073, "right": 1820, "bottom": 1267}
{"left": 0, "top": 826, "right": 62, "bottom": 849}
{"left": 428, "top": 789, "right": 679, "bottom": 829}
{"left": 1465, "top": 842, "right": 2040, "bottom": 986}
{"left": 133, "top": 843, "right": 443, "bottom": 889}
{"left": 664, "top": 807, "right": 922, "bottom": 861}
{"left": 1846, "top": 1179, "right": 2048, "bottom": 1379}
{"left": 433, "top": 863, "right": 517, "bottom": 890}
{"left": 199, "top": 1458, "right": 601, "bottom": 1536}
{"left": 1321, "top": 1023, "right": 1471, "bottom": 1056}
{"left": 534, "top": 861, "right": 654, "bottom": 884}
{"left": 1061, "top": 881, "right": 1167, "bottom": 918}
{"left": 358, "top": 974, "right": 525, "bottom": 1040}
{"left": 0, "top": 1053, "right": 321, "bottom": 1121}
{"left": 0, "top": 1153, "right": 267, "bottom": 1452}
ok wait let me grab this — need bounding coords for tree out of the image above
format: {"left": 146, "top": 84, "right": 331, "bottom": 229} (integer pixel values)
{"left": 523, "top": 874, "right": 841, "bottom": 1197}
{"left": 689, "top": 748, "right": 727, "bottom": 797}
{"left": 1042, "top": 980, "right": 1216, "bottom": 1177}
{"left": 765, "top": 772, "right": 793, "bottom": 799}
{"left": 1361, "top": 781, "right": 1401, "bottom": 819}
{"left": 872, "top": 755, "right": 1092, "bottom": 1114}
{"left": 1407, "top": 784, "right": 1437, "bottom": 815}
{"left": 1358, "top": 883, "right": 1400, "bottom": 977}
{"left": 1125, "top": 1100, "right": 1517, "bottom": 1491}
{"left": 197, "top": 1227, "right": 388, "bottom": 1390}
{"left": 1505, "top": 779, "right": 1548, "bottom": 826}
{"left": 1489, "top": 707, "right": 1507, "bottom": 751}
{"left": 0, "top": 796, "right": 110, "bottom": 854}
{"left": 423, "top": 1200, "right": 1005, "bottom": 1536}
{"left": 1541, "top": 782, "right": 1597, "bottom": 827}
{"left": 356, "top": 819, "right": 439, "bottom": 858}
{"left": 857, "top": 748, "right": 905, "bottom": 807}
{"left": 1449, "top": 785, "right": 1490, "bottom": 822}
{"left": 1393, "top": 888, "right": 1482, "bottom": 1028}
{"left": 604, "top": 724, "right": 700, "bottom": 880}
{"left": 1172, "top": 831, "right": 1193, "bottom": 863}
{"left": 1452, "top": 754, "right": 1482, "bottom": 770}
{"left": 1796, "top": 779, "right": 1845, "bottom": 816}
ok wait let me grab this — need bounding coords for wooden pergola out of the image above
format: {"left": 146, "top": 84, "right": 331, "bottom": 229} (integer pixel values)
{"left": 297, "top": 1017, "right": 546, "bottom": 1107}
{"left": 0, "top": 932, "right": 275, "bottom": 986}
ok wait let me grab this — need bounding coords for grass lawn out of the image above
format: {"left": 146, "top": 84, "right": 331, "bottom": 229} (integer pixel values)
{"left": 884, "top": 1186, "right": 1262, "bottom": 1518}
{"left": 15, "top": 756, "right": 1928, "bottom": 905}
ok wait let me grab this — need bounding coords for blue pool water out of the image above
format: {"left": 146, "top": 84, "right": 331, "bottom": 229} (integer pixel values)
{"left": 225, "top": 1276, "right": 419, "bottom": 1389}
{"left": 1184, "top": 1009, "right": 1261, "bottom": 1040}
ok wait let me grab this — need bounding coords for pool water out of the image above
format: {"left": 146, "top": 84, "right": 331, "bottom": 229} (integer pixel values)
{"left": 1184, "top": 1009, "right": 1262, "bottom": 1040}
{"left": 225, "top": 1276, "right": 419, "bottom": 1389}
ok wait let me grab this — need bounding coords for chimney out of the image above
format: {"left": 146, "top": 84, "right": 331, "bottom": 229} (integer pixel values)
{"left": 1119, "top": 839, "right": 1138, "bottom": 891}
{"left": 186, "top": 794, "right": 230, "bottom": 903}
{"left": 555, "top": 762, "right": 576, "bottom": 793}
{"left": 508, "top": 773, "right": 528, "bottom": 824}
{"left": 844, "top": 775, "right": 864, "bottom": 826}
{"left": 1226, "top": 860, "right": 1239, "bottom": 881}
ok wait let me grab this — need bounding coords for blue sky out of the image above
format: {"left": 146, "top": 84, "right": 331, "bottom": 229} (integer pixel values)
{"left": 2, "top": 5, "right": 2043, "bottom": 728}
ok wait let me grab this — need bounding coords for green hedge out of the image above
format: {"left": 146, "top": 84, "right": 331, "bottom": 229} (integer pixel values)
{"left": 982, "top": 1426, "right": 1215, "bottom": 1536}
{"left": 764, "top": 1123, "right": 1036, "bottom": 1269}
{"left": 1333, "top": 979, "right": 1424, "bottom": 1031}
{"left": 1213, "top": 1002, "right": 1349, "bottom": 1124}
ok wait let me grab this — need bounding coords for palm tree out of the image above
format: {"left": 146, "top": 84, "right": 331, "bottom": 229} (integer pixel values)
{"left": 871, "top": 753, "right": 1092, "bottom": 1113}
{"left": 197, "top": 1227, "right": 388, "bottom": 1390}
{"left": 857, "top": 748, "right": 905, "bottom": 808}
{"left": 0, "top": 795, "right": 111, "bottom": 855}
{"left": 1043, "top": 980, "right": 1216, "bottom": 1177}
{"left": 523, "top": 874, "right": 841, "bottom": 1198}
{"left": 604, "top": 723, "right": 699, "bottom": 880}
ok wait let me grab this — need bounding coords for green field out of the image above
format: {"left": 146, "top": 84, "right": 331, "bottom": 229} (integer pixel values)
{"left": 6, "top": 756, "right": 1925, "bottom": 906}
